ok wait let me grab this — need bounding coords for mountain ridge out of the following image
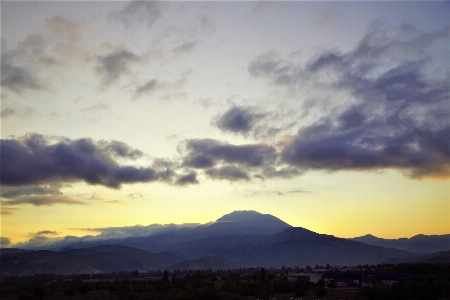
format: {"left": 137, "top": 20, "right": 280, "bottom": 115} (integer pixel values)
{"left": 351, "top": 233, "right": 450, "bottom": 253}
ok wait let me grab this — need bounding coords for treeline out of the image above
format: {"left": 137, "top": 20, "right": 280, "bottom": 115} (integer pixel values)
{"left": 0, "top": 268, "right": 316, "bottom": 300}
{"left": 354, "top": 278, "right": 450, "bottom": 300}
{"left": 1, "top": 263, "right": 449, "bottom": 300}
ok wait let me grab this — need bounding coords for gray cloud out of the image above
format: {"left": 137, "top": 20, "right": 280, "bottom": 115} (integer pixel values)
{"left": 249, "top": 23, "right": 450, "bottom": 179}
{"left": 14, "top": 235, "right": 54, "bottom": 249}
{"left": 96, "top": 50, "right": 140, "bottom": 87}
{"left": 0, "top": 105, "right": 35, "bottom": 118}
{"left": 98, "top": 140, "right": 144, "bottom": 160}
{"left": 30, "top": 230, "right": 59, "bottom": 236}
{"left": 182, "top": 139, "right": 277, "bottom": 169}
{"left": 175, "top": 171, "right": 199, "bottom": 186}
{"left": 134, "top": 79, "right": 162, "bottom": 99}
{"left": 0, "top": 35, "right": 52, "bottom": 93}
{"left": 77, "top": 223, "right": 200, "bottom": 240}
{"left": 215, "top": 106, "right": 265, "bottom": 134}
{"left": 12, "top": 223, "right": 201, "bottom": 249}
{"left": 172, "top": 41, "right": 197, "bottom": 54}
{"left": 1, "top": 186, "right": 62, "bottom": 199}
{"left": 3, "top": 195, "right": 85, "bottom": 206}
{"left": 1, "top": 54, "right": 44, "bottom": 93}
{"left": 289, "top": 189, "right": 310, "bottom": 194}
{"left": 80, "top": 102, "right": 111, "bottom": 112}
{"left": 0, "top": 185, "right": 86, "bottom": 206}
{"left": 0, "top": 134, "right": 174, "bottom": 188}
{"left": 127, "top": 193, "right": 143, "bottom": 200}
{"left": 206, "top": 165, "right": 250, "bottom": 181}
{"left": 109, "top": 1, "right": 168, "bottom": 28}
{"left": 0, "top": 237, "right": 11, "bottom": 246}
{"left": 261, "top": 166, "right": 302, "bottom": 179}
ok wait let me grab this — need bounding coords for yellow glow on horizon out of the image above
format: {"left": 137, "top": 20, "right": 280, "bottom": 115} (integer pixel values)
{"left": 2, "top": 171, "right": 448, "bottom": 245}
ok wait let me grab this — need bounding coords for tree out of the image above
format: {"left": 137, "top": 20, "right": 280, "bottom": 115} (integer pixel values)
{"left": 163, "top": 270, "right": 169, "bottom": 282}
{"left": 327, "top": 280, "right": 338, "bottom": 290}
{"left": 259, "top": 268, "right": 266, "bottom": 283}
{"left": 316, "top": 278, "right": 326, "bottom": 287}
{"left": 315, "top": 286, "right": 328, "bottom": 298}
{"left": 78, "top": 283, "right": 91, "bottom": 297}
{"left": 32, "top": 286, "right": 45, "bottom": 299}
{"left": 64, "top": 287, "right": 76, "bottom": 298}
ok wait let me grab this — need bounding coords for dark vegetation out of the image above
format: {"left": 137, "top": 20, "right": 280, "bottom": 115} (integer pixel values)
{"left": 0, "top": 263, "right": 449, "bottom": 300}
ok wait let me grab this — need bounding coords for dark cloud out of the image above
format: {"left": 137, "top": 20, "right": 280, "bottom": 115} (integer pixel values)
{"left": 1, "top": 186, "right": 62, "bottom": 199}
{"left": 249, "top": 23, "right": 450, "bottom": 179}
{"left": 175, "top": 171, "right": 199, "bottom": 186}
{"left": 0, "top": 35, "right": 52, "bottom": 93}
{"left": 172, "top": 41, "right": 197, "bottom": 54}
{"left": 0, "top": 105, "right": 35, "bottom": 118}
{"left": 134, "top": 79, "right": 161, "bottom": 98}
{"left": 0, "top": 134, "right": 173, "bottom": 188}
{"left": 127, "top": 193, "right": 143, "bottom": 200}
{"left": 80, "top": 102, "right": 111, "bottom": 112}
{"left": 289, "top": 189, "right": 310, "bottom": 194}
{"left": 96, "top": 50, "right": 140, "bottom": 87}
{"left": 215, "top": 106, "right": 265, "bottom": 134}
{"left": 98, "top": 140, "right": 144, "bottom": 160}
{"left": 0, "top": 237, "right": 11, "bottom": 246}
{"left": 3, "top": 195, "right": 85, "bottom": 206}
{"left": 261, "top": 166, "right": 302, "bottom": 179}
{"left": 338, "top": 109, "right": 365, "bottom": 130}
{"left": 205, "top": 166, "right": 250, "bottom": 181}
{"left": 281, "top": 125, "right": 450, "bottom": 178}
{"left": 31, "top": 230, "right": 59, "bottom": 236}
{"left": 248, "top": 52, "right": 284, "bottom": 78}
{"left": 0, "top": 185, "right": 85, "bottom": 206}
{"left": 109, "top": 1, "right": 168, "bottom": 28}
{"left": 182, "top": 139, "right": 277, "bottom": 169}
{"left": 1, "top": 54, "right": 44, "bottom": 93}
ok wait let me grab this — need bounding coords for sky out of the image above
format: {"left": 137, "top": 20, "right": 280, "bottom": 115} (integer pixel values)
{"left": 1, "top": 1, "right": 449, "bottom": 248}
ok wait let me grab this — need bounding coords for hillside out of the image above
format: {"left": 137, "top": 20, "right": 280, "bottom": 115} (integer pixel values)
{"left": 0, "top": 244, "right": 183, "bottom": 276}
{"left": 351, "top": 234, "right": 450, "bottom": 253}
{"left": 166, "top": 256, "right": 235, "bottom": 271}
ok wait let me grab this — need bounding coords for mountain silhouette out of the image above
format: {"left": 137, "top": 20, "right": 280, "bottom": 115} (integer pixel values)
{"left": 351, "top": 233, "right": 450, "bottom": 253}
{"left": 1, "top": 211, "right": 423, "bottom": 274}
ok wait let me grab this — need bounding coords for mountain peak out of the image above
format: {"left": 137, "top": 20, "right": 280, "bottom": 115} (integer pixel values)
{"left": 216, "top": 210, "right": 289, "bottom": 226}
{"left": 363, "top": 234, "right": 378, "bottom": 238}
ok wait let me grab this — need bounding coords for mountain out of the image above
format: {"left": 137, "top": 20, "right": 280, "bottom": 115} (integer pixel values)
{"left": 0, "top": 244, "right": 183, "bottom": 276}
{"left": 166, "top": 256, "right": 235, "bottom": 271}
{"left": 104, "top": 227, "right": 415, "bottom": 267}
{"left": 386, "top": 250, "right": 450, "bottom": 264}
{"left": 351, "top": 234, "right": 450, "bottom": 254}
{"left": 0, "top": 248, "right": 32, "bottom": 255}
{"left": 236, "top": 227, "right": 414, "bottom": 267}
{"left": 2, "top": 211, "right": 424, "bottom": 273}
{"left": 52, "top": 210, "right": 291, "bottom": 253}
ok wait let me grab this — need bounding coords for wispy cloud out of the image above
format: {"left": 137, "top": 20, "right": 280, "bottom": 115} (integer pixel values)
{"left": 80, "top": 102, "right": 111, "bottom": 112}
{"left": 108, "top": 1, "right": 168, "bottom": 29}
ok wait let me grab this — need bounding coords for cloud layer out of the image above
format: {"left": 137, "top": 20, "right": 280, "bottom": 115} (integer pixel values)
{"left": 249, "top": 23, "right": 450, "bottom": 179}
{"left": 1, "top": 134, "right": 173, "bottom": 188}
